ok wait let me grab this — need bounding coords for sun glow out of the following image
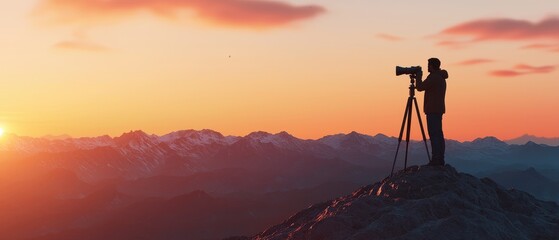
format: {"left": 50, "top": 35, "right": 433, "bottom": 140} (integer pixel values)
{"left": 0, "top": 128, "right": 4, "bottom": 137}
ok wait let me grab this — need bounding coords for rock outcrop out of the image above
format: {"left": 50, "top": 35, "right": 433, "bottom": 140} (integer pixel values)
{"left": 244, "top": 165, "right": 559, "bottom": 240}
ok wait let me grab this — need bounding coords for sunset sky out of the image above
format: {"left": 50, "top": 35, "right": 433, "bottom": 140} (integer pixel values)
{"left": 0, "top": 0, "right": 558, "bottom": 141}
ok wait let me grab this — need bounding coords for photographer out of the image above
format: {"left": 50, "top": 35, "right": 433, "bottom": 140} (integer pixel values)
{"left": 414, "top": 58, "right": 448, "bottom": 166}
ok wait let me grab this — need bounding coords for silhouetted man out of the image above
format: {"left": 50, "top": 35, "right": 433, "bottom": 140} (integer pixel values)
{"left": 415, "top": 58, "right": 448, "bottom": 166}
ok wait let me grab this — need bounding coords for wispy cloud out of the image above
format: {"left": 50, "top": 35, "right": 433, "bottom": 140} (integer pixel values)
{"left": 514, "top": 64, "right": 555, "bottom": 73}
{"left": 440, "top": 17, "right": 559, "bottom": 41}
{"left": 34, "top": 0, "right": 326, "bottom": 29}
{"left": 490, "top": 70, "right": 524, "bottom": 77}
{"left": 521, "top": 43, "right": 556, "bottom": 49}
{"left": 456, "top": 58, "right": 494, "bottom": 66}
{"left": 520, "top": 43, "right": 559, "bottom": 53}
{"left": 490, "top": 64, "right": 556, "bottom": 77}
{"left": 375, "top": 33, "right": 403, "bottom": 41}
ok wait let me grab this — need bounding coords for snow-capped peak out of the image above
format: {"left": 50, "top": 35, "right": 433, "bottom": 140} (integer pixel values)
{"left": 160, "top": 129, "right": 239, "bottom": 146}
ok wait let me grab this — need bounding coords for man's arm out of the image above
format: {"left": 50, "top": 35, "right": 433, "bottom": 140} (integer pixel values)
{"left": 415, "top": 71, "right": 433, "bottom": 91}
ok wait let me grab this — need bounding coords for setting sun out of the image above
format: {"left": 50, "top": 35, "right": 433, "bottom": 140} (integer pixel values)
{"left": 0, "top": 128, "right": 4, "bottom": 137}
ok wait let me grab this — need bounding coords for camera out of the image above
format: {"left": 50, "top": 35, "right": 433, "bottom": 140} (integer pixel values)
{"left": 396, "top": 66, "right": 422, "bottom": 76}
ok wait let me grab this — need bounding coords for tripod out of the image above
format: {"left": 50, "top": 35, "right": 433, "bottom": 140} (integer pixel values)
{"left": 390, "top": 75, "right": 431, "bottom": 177}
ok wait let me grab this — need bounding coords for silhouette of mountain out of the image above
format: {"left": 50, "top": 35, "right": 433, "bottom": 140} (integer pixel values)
{"left": 27, "top": 183, "right": 362, "bottom": 240}
{"left": 483, "top": 167, "right": 559, "bottom": 202}
{"left": 0, "top": 185, "right": 136, "bottom": 240}
{"left": 506, "top": 134, "right": 559, "bottom": 146}
{"left": 241, "top": 165, "right": 559, "bottom": 240}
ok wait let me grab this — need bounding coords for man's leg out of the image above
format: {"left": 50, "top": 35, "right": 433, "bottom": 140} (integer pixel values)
{"left": 427, "top": 114, "right": 444, "bottom": 165}
{"left": 426, "top": 114, "right": 438, "bottom": 163}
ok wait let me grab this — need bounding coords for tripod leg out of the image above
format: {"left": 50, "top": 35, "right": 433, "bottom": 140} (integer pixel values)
{"left": 413, "top": 97, "right": 431, "bottom": 162}
{"left": 404, "top": 97, "right": 413, "bottom": 169}
{"left": 390, "top": 97, "right": 411, "bottom": 177}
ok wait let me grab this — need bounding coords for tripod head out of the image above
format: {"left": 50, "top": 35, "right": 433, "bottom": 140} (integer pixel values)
{"left": 408, "top": 75, "right": 416, "bottom": 97}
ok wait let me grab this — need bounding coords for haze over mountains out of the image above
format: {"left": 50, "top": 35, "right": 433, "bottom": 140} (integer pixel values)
{"left": 505, "top": 134, "right": 559, "bottom": 146}
{"left": 0, "top": 129, "right": 558, "bottom": 239}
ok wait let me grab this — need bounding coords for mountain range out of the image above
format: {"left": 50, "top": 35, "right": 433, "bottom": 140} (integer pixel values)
{"left": 0, "top": 129, "right": 558, "bottom": 239}
{"left": 2, "top": 130, "right": 558, "bottom": 181}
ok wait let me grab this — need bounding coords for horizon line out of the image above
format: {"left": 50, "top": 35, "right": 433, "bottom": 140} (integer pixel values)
{"left": 3, "top": 129, "right": 558, "bottom": 144}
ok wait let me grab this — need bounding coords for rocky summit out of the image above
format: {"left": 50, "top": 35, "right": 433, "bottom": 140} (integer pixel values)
{"left": 242, "top": 165, "right": 559, "bottom": 240}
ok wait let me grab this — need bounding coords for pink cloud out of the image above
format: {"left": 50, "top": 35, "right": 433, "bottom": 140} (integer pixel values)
{"left": 441, "top": 17, "right": 559, "bottom": 41}
{"left": 376, "top": 33, "right": 403, "bottom": 41}
{"left": 489, "top": 64, "right": 556, "bottom": 77}
{"left": 456, "top": 58, "right": 494, "bottom": 66}
{"left": 514, "top": 64, "right": 555, "bottom": 73}
{"left": 490, "top": 70, "right": 524, "bottom": 77}
{"left": 34, "top": 0, "right": 326, "bottom": 29}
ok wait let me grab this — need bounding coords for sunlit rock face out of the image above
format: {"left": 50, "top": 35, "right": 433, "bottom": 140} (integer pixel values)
{"left": 245, "top": 165, "right": 559, "bottom": 240}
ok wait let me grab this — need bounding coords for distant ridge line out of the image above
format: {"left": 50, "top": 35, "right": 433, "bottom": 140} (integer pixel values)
{"left": 5, "top": 129, "right": 559, "bottom": 146}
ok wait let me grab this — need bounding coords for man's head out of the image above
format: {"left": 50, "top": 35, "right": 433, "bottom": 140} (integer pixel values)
{"left": 428, "top": 58, "right": 441, "bottom": 72}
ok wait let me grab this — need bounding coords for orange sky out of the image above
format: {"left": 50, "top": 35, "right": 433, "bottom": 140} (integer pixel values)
{"left": 0, "top": 0, "right": 558, "bottom": 141}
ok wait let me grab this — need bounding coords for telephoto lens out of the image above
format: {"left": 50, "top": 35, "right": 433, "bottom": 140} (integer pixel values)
{"left": 396, "top": 66, "right": 422, "bottom": 76}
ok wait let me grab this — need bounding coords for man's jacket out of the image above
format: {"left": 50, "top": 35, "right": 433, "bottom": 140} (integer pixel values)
{"left": 416, "top": 69, "right": 448, "bottom": 114}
